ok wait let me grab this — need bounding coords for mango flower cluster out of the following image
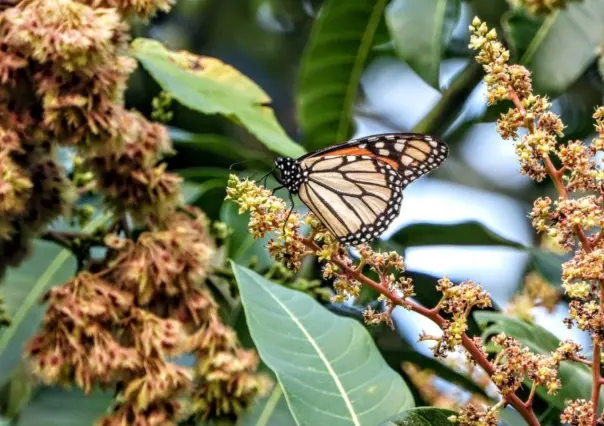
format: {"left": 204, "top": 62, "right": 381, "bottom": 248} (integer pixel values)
{"left": 0, "top": 0, "right": 265, "bottom": 424}
{"left": 470, "top": 16, "right": 604, "bottom": 426}
{"left": 226, "top": 173, "right": 581, "bottom": 426}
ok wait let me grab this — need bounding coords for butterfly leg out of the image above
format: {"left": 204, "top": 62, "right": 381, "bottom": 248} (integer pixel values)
{"left": 281, "top": 190, "right": 295, "bottom": 235}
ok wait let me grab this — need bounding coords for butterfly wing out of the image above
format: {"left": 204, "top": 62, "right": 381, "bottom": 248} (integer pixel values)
{"left": 297, "top": 133, "right": 448, "bottom": 245}
{"left": 298, "top": 155, "right": 403, "bottom": 245}
{"left": 299, "top": 133, "right": 448, "bottom": 186}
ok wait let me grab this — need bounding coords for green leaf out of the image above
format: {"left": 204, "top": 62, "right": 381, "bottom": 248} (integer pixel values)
{"left": 501, "top": 10, "right": 542, "bottom": 60}
{"left": 378, "top": 346, "right": 491, "bottom": 400}
{"left": 169, "top": 128, "right": 269, "bottom": 164}
{"left": 517, "top": 0, "right": 604, "bottom": 95}
{"left": 15, "top": 388, "right": 112, "bottom": 426}
{"left": 499, "top": 406, "right": 529, "bottom": 426}
{"left": 389, "top": 221, "right": 525, "bottom": 249}
{"left": 0, "top": 213, "right": 111, "bottom": 386}
{"left": 296, "top": 0, "right": 390, "bottom": 150}
{"left": 1, "top": 363, "right": 35, "bottom": 420}
{"left": 468, "top": 0, "right": 510, "bottom": 28}
{"left": 231, "top": 262, "right": 414, "bottom": 426}
{"left": 221, "top": 203, "right": 274, "bottom": 271}
{"left": 387, "top": 221, "right": 564, "bottom": 288}
{"left": 379, "top": 407, "right": 457, "bottom": 425}
{"left": 131, "top": 38, "right": 305, "bottom": 158}
{"left": 528, "top": 248, "right": 564, "bottom": 287}
{"left": 474, "top": 311, "right": 604, "bottom": 412}
{"left": 236, "top": 383, "right": 297, "bottom": 426}
{"left": 385, "top": 0, "right": 461, "bottom": 88}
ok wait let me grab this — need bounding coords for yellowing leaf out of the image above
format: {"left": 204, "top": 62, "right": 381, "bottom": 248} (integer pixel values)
{"left": 131, "top": 38, "right": 306, "bottom": 158}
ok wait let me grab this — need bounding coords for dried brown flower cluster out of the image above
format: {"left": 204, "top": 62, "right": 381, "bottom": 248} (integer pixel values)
{"left": 0, "top": 0, "right": 184, "bottom": 245}
{"left": 0, "top": 0, "right": 266, "bottom": 423}
{"left": 508, "top": 0, "right": 582, "bottom": 15}
{"left": 78, "top": 0, "right": 176, "bottom": 21}
{"left": 30, "top": 209, "right": 265, "bottom": 424}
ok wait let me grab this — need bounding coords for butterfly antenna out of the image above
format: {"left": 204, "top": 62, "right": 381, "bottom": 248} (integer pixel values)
{"left": 228, "top": 156, "right": 272, "bottom": 171}
{"left": 253, "top": 167, "right": 276, "bottom": 188}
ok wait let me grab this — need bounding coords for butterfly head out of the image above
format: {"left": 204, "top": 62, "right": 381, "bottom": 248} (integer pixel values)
{"left": 274, "top": 156, "right": 304, "bottom": 193}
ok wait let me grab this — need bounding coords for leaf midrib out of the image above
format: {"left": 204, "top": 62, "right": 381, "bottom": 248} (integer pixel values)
{"left": 336, "top": 0, "right": 390, "bottom": 143}
{"left": 254, "top": 277, "right": 361, "bottom": 426}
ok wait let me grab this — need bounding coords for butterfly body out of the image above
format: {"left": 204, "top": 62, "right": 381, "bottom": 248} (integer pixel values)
{"left": 274, "top": 133, "right": 448, "bottom": 246}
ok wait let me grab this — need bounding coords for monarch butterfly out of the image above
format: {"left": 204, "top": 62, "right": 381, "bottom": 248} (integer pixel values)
{"left": 272, "top": 133, "right": 449, "bottom": 246}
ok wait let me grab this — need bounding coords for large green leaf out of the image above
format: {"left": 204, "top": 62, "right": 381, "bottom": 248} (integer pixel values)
{"left": 0, "top": 214, "right": 111, "bottom": 386}
{"left": 236, "top": 383, "right": 297, "bottom": 426}
{"left": 231, "top": 262, "right": 414, "bottom": 426}
{"left": 515, "top": 0, "right": 604, "bottom": 95}
{"left": 379, "top": 407, "right": 457, "bottom": 425}
{"left": 388, "top": 221, "right": 565, "bottom": 287}
{"left": 15, "top": 388, "right": 112, "bottom": 426}
{"left": 501, "top": 10, "right": 542, "bottom": 61}
{"left": 169, "top": 128, "right": 269, "bottom": 164}
{"left": 468, "top": 0, "right": 510, "bottom": 28}
{"left": 474, "top": 312, "right": 604, "bottom": 411}
{"left": 390, "top": 221, "right": 525, "bottom": 249}
{"left": 296, "top": 0, "right": 390, "bottom": 150}
{"left": 131, "top": 38, "right": 305, "bottom": 158}
{"left": 385, "top": 0, "right": 461, "bottom": 88}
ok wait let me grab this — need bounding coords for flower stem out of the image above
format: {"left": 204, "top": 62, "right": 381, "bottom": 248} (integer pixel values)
{"left": 303, "top": 239, "right": 542, "bottom": 426}
{"left": 507, "top": 85, "right": 602, "bottom": 425}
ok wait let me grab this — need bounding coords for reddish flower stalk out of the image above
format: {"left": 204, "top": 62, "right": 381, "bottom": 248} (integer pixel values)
{"left": 303, "top": 238, "right": 542, "bottom": 426}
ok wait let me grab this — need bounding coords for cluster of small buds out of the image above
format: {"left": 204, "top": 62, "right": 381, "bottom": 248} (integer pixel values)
{"left": 31, "top": 208, "right": 265, "bottom": 424}
{"left": 563, "top": 248, "right": 604, "bottom": 285}
{"left": 448, "top": 402, "right": 502, "bottom": 426}
{"left": 560, "top": 399, "right": 596, "bottom": 426}
{"left": 469, "top": 17, "right": 572, "bottom": 182}
{"left": 508, "top": 0, "right": 582, "bottom": 15}
{"left": 226, "top": 174, "right": 315, "bottom": 271}
{"left": 357, "top": 246, "right": 417, "bottom": 327}
{"left": 0, "top": 134, "right": 32, "bottom": 239}
{"left": 558, "top": 140, "right": 604, "bottom": 193}
{"left": 468, "top": 18, "right": 514, "bottom": 104}
{"left": 419, "top": 278, "right": 492, "bottom": 358}
{"left": 505, "top": 272, "right": 561, "bottom": 321}
{"left": 0, "top": 0, "right": 185, "bottom": 278}
{"left": 487, "top": 333, "right": 578, "bottom": 400}
{"left": 566, "top": 299, "right": 604, "bottom": 345}
{"left": 531, "top": 194, "right": 604, "bottom": 251}
{"left": 87, "top": 110, "right": 182, "bottom": 224}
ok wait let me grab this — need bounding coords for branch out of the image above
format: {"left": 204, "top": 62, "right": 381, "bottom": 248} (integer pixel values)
{"left": 507, "top": 87, "right": 602, "bottom": 425}
{"left": 40, "top": 230, "right": 106, "bottom": 251}
{"left": 302, "top": 238, "right": 541, "bottom": 426}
